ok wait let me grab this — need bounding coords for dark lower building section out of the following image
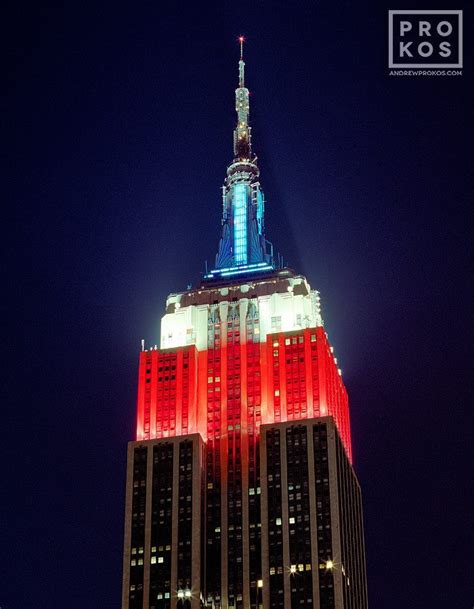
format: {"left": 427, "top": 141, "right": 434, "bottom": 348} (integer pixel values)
{"left": 260, "top": 418, "right": 368, "bottom": 609}
{"left": 122, "top": 434, "right": 205, "bottom": 609}
{"left": 122, "top": 419, "right": 367, "bottom": 609}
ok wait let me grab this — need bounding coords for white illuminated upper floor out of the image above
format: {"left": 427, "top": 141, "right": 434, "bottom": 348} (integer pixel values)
{"left": 160, "top": 269, "right": 323, "bottom": 351}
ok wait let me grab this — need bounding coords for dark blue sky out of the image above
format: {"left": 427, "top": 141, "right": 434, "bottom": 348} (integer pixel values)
{"left": 4, "top": 2, "right": 473, "bottom": 608}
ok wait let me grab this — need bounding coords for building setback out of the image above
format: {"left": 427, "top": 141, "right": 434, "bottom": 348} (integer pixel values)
{"left": 122, "top": 434, "right": 205, "bottom": 609}
{"left": 260, "top": 418, "right": 367, "bottom": 609}
{"left": 121, "top": 40, "right": 368, "bottom": 609}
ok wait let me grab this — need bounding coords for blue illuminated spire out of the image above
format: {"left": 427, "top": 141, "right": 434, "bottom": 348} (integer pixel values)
{"left": 205, "top": 38, "right": 275, "bottom": 281}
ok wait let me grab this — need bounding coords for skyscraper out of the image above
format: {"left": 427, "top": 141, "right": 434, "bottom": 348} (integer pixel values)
{"left": 121, "top": 40, "right": 368, "bottom": 609}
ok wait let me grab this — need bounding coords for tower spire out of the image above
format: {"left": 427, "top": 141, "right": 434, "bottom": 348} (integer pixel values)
{"left": 234, "top": 36, "right": 251, "bottom": 160}
{"left": 238, "top": 36, "right": 245, "bottom": 87}
{"left": 205, "top": 39, "right": 276, "bottom": 281}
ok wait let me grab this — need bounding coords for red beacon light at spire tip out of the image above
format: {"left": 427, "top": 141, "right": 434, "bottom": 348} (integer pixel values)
{"left": 238, "top": 36, "right": 245, "bottom": 59}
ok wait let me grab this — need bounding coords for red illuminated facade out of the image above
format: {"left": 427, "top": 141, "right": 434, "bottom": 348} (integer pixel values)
{"left": 136, "top": 326, "right": 351, "bottom": 462}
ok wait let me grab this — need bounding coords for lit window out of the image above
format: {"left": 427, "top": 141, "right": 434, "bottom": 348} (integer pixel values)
{"left": 257, "top": 579, "right": 263, "bottom": 588}
{"left": 158, "top": 556, "right": 164, "bottom": 563}
{"left": 298, "top": 564, "right": 304, "bottom": 572}
{"left": 138, "top": 559, "right": 143, "bottom": 565}
{"left": 273, "top": 340, "right": 279, "bottom": 347}
{"left": 165, "top": 592, "right": 170, "bottom": 599}
{"left": 311, "top": 334, "right": 316, "bottom": 342}
{"left": 131, "top": 548, "right": 137, "bottom": 555}
{"left": 289, "top": 517, "right": 295, "bottom": 524}
{"left": 151, "top": 546, "right": 156, "bottom": 553}
{"left": 274, "top": 389, "right": 280, "bottom": 397}
{"left": 269, "top": 567, "right": 275, "bottom": 575}
{"left": 151, "top": 557, "right": 157, "bottom": 564}
{"left": 290, "top": 564, "right": 297, "bottom": 573}
{"left": 276, "top": 517, "right": 282, "bottom": 526}
{"left": 306, "top": 564, "right": 312, "bottom": 571}
{"left": 130, "top": 559, "right": 136, "bottom": 566}
{"left": 285, "top": 338, "right": 290, "bottom": 345}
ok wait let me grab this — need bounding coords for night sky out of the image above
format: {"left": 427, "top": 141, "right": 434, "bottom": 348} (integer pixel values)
{"left": 4, "top": 2, "right": 473, "bottom": 608}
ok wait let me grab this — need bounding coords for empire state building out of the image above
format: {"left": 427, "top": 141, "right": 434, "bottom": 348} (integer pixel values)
{"left": 121, "top": 40, "right": 368, "bottom": 609}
